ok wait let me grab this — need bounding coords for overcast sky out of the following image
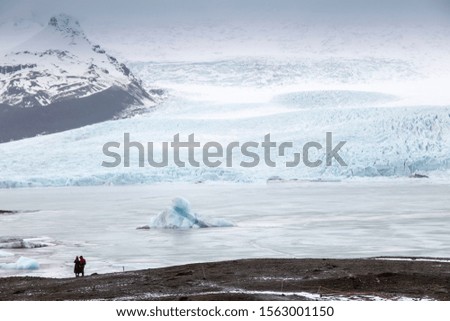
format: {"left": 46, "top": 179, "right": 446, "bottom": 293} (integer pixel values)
{"left": 1, "top": 0, "right": 449, "bottom": 61}
{"left": 1, "top": 0, "right": 449, "bottom": 27}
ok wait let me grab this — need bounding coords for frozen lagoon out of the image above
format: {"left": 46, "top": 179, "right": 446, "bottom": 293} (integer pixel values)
{"left": 0, "top": 180, "right": 449, "bottom": 278}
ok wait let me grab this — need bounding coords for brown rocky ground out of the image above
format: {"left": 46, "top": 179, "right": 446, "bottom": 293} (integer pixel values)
{"left": 1, "top": 258, "right": 449, "bottom": 301}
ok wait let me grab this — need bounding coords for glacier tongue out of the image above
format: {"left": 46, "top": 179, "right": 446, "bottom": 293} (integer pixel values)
{"left": 0, "top": 94, "right": 448, "bottom": 187}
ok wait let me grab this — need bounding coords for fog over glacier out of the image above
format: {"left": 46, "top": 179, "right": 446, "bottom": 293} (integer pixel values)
{"left": 1, "top": 0, "right": 450, "bottom": 60}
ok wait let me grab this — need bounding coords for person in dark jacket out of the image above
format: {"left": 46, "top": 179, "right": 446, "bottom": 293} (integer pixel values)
{"left": 79, "top": 256, "right": 86, "bottom": 277}
{"left": 74, "top": 256, "right": 81, "bottom": 277}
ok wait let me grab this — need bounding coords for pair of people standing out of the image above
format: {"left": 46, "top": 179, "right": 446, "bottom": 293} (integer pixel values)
{"left": 74, "top": 256, "right": 86, "bottom": 277}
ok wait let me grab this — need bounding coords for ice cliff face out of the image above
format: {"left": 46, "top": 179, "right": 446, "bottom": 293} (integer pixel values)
{"left": 0, "top": 14, "right": 161, "bottom": 142}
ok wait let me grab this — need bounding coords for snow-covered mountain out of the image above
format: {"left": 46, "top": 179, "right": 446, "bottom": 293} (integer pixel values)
{"left": 0, "top": 14, "right": 160, "bottom": 143}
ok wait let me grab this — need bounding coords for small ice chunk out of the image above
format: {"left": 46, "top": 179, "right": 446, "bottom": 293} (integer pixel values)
{"left": 0, "top": 250, "right": 14, "bottom": 257}
{"left": 0, "top": 256, "right": 40, "bottom": 270}
{"left": 0, "top": 237, "right": 54, "bottom": 249}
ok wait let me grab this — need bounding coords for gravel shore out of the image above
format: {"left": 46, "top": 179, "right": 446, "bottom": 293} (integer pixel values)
{"left": 1, "top": 258, "right": 449, "bottom": 301}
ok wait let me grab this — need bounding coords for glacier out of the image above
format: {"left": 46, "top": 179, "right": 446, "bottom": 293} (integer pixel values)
{"left": 0, "top": 16, "right": 449, "bottom": 186}
{"left": 0, "top": 65, "right": 449, "bottom": 188}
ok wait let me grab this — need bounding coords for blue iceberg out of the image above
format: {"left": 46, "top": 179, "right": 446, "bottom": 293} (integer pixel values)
{"left": 146, "top": 197, "right": 234, "bottom": 229}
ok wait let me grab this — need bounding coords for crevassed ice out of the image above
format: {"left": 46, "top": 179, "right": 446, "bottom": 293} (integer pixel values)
{"left": 0, "top": 58, "right": 449, "bottom": 187}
